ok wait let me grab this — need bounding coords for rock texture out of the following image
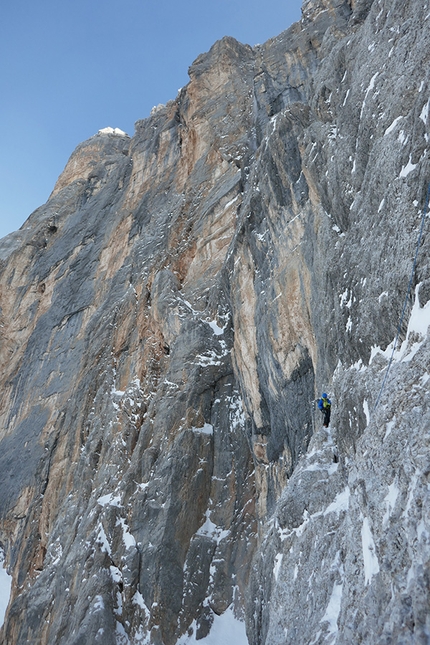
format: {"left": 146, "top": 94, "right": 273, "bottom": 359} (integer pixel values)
{"left": 0, "top": 0, "right": 429, "bottom": 643}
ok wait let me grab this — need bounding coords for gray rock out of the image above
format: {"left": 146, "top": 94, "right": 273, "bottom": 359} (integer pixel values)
{"left": 0, "top": 0, "right": 429, "bottom": 643}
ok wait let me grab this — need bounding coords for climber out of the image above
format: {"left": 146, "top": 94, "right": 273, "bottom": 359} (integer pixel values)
{"left": 318, "top": 393, "right": 331, "bottom": 428}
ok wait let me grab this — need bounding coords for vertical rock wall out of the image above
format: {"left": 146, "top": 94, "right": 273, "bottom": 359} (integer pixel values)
{"left": 0, "top": 0, "right": 429, "bottom": 643}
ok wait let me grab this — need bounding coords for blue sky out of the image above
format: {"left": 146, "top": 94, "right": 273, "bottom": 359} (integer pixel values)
{"left": 0, "top": 0, "right": 302, "bottom": 240}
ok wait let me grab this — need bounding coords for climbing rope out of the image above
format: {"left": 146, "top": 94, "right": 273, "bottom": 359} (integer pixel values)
{"left": 373, "top": 181, "right": 430, "bottom": 413}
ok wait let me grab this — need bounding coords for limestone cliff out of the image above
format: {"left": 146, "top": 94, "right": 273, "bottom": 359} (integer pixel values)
{"left": 0, "top": 0, "right": 429, "bottom": 643}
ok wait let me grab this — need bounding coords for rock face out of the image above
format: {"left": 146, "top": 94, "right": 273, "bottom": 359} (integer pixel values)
{"left": 0, "top": 1, "right": 429, "bottom": 643}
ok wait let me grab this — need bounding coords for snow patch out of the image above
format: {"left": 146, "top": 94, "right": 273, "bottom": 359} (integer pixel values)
{"left": 302, "top": 462, "right": 339, "bottom": 476}
{"left": 177, "top": 605, "right": 248, "bottom": 645}
{"left": 194, "top": 348, "right": 227, "bottom": 367}
{"left": 363, "top": 399, "right": 370, "bottom": 426}
{"left": 116, "top": 517, "right": 137, "bottom": 549}
{"left": 98, "top": 493, "right": 122, "bottom": 508}
{"left": 320, "top": 581, "right": 343, "bottom": 639}
{"left": 420, "top": 372, "right": 430, "bottom": 386}
{"left": 196, "top": 509, "right": 229, "bottom": 544}
{"left": 208, "top": 320, "right": 225, "bottom": 336}
{"left": 383, "top": 481, "right": 399, "bottom": 525}
{"left": 98, "top": 127, "right": 128, "bottom": 136}
{"left": 324, "top": 487, "right": 350, "bottom": 516}
{"left": 92, "top": 595, "right": 105, "bottom": 613}
{"left": 370, "top": 284, "right": 430, "bottom": 364}
{"left": 0, "top": 549, "right": 11, "bottom": 629}
{"left": 384, "top": 420, "right": 395, "bottom": 440}
{"left": 116, "top": 620, "right": 131, "bottom": 645}
{"left": 403, "top": 471, "right": 420, "bottom": 517}
{"left": 96, "top": 524, "right": 111, "bottom": 556}
{"left": 361, "top": 516, "right": 380, "bottom": 585}
{"left": 110, "top": 565, "right": 122, "bottom": 585}
{"left": 420, "top": 98, "right": 430, "bottom": 124}
{"left": 360, "top": 72, "right": 378, "bottom": 118}
{"left": 384, "top": 116, "right": 403, "bottom": 136}
{"left": 406, "top": 286, "right": 430, "bottom": 336}
{"left": 399, "top": 156, "right": 417, "bottom": 178}
{"left": 342, "top": 88, "right": 350, "bottom": 106}
{"left": 339, "top": 289, "right": 349, "bottom": 308}
{"left": 132, "top": 591, "right": 151, "bottom": 618}
{"left": 193, "top": 423, "right": 214, "bottom": 436}
{"left": 273, "top": 553, "right": 283, "bottom": 581}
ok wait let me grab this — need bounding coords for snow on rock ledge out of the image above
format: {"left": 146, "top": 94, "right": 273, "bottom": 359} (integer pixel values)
{"left": 98, "top": 126, "right": 128, "bottom": 136}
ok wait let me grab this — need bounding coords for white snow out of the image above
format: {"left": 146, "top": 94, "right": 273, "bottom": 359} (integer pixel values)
{"left": 132, "top": 591, "right": 151, "bottom": 618}
{"left": 403, "top": 471, "right": 420, "bottom": 518}
{"left": 324, "top": 487, "right": 350, "bottom": 516}
{"left": 399, "top": 156, "right": 417, "bottom": 178}
{"left": 303, "top": 462, "right": 339, "bottom": 476}
{"left": 360, "top": 73, "right": 378, "bottom": 118}
{"left": 98, "top": 493, "right": 122, "bottom": 508}
{"left": 177, "top": 605, "right": 248, "bottom": 645}
{"left": 383, "top": 481, "right": 399, "bottom": 525}
{"left": 384, "top": 420, "right": 395, "bottom": 440}
{"left": 370, "top": 284, "right": 430, "bottom": 364}
{"left": 342, "top": 89, "right": 350, "bottom": 106}
{"left": 320, "top": 581, "right": 343, "bottom": 639}
{"left": 363, "top": 399, "right": 370, "bottom": 426}
{"left": 92, "top": 595, "right": 105, "bottom": 612}
{"left": 420, "top": 98, "right": 430, "bottom": 124}
{"left": 208, "top": 320, "right": 225, "bottom": 336}
{"left": 151, "top": 104, "right": 165, "bottom": 114}
{"left": 384, "top": 116, "right": 403, "bottom": 136}
{"left": 405, "top": 286, "right": 430, "bottom": 336}
{"left": 420, "top": 372, "right": 430, "bottom": 386}
{"left": 196, "top": 510, "right": 229, "bottom": 544}
{"left": 339, "top": 289, "right": 349, "bottom": 308}
{"left": 110, "top": 565, "right": 122, "bottom": 585}
{"left": 399, "top": 285, "right": 430, "bottom": 361}
{"left": 193, "top": 423, "right": 214, "bottom": 435}
{"left": 223, "top": 194, "right": 240, "bottom": 211}
{"left": 0, "top": 550, "right": 11, "bottom": 628}
{"left": 116, "top": 517, "right": 137, "bottom": 549}
{"left": 98, "top": 127, "right": 128, "bottom": 136}
{"left": 361, "top": 516, "right": 380, "bottom": 585}
{"left": 398, "top": 130, "right": 407, "bottom": 145}
{"left": 194, "top": 349, "right": 225, "bottom": 367}
{"left": 116, "top": 620, "right": 131, "bottom": 645}
{"left": 96, "top": 524, "right": 111, "bottom": 556}
{"left": 273, "top": 553, "right": 283, "bottom": 581}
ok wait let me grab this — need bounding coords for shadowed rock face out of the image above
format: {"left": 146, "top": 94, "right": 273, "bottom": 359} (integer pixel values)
{"left": 0, "top": 1, "right": 430, "bottom": 643}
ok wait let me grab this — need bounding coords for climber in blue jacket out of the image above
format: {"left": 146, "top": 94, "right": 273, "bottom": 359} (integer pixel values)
{"left": 318, "top": 393, "right": 331, "bottom": 428}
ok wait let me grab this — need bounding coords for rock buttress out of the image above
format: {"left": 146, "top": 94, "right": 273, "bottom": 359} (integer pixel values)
{"left": 0, "top": 0, "right": 430, "bottom": 644}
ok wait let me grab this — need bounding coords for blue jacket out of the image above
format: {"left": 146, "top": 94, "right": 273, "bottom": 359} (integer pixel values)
{"left": 318, "top": 396, "right": 331, "bottom": 411}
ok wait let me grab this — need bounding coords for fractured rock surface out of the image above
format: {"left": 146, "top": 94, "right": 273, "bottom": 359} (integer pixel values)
{"left": 0, "top": 0, "right": 429, "bottom": 643}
